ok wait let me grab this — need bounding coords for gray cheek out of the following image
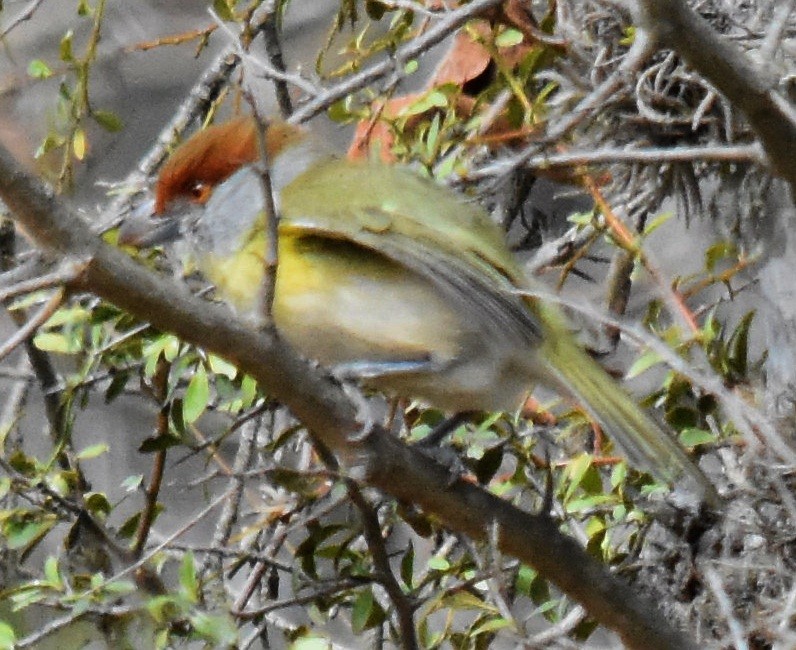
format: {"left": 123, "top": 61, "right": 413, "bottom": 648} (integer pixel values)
{"left": 200, "top": 167, "right": 266, "bottom": 256}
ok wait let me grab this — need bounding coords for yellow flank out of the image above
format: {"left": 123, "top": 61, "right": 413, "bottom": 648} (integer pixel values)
{"left": 274, "top": 232, "right": 463, "bottom": 365}
{"left": 200, "top": 229, "right": 268, "bottom": 313}
{"left": 199, "top": 223, "right": 463, "bottom": 367}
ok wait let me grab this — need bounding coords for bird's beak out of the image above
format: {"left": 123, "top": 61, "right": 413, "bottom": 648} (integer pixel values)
{"left": 118, "top": 197, "right": 182, "bottom": 248}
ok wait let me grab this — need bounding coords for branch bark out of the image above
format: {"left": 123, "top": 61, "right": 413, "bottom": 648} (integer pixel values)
{"left": 632, "top": 0, "right": 796, "bottom": 195}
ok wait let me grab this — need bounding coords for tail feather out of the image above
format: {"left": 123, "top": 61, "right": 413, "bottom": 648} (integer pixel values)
{"left": 541, "top": 334, "right": 720, "bottom": 508}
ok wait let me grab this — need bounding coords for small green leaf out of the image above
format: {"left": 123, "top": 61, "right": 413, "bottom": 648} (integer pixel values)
{"left": 33, "top": 332, "right": 74, "bottom": 353}
{"left": 679, "top": 427, "right": 716, "bottom": 447}
{"left": 76, "top": 443, "right": 109, "bottom": 460}
{"left": 351, "top": 588, "right": 374, "bottom": 634}
{"left": 0, "top": 621, "right": 16, "bottom": 650}
{"left": 400, "top": 90, "right": 448, "bottom": 116}
{"left": 138, "top": 433, "right": 182, "bottom": 453}
{"left": 704, "top": 240, "right": 737, "bottom": 272}
{"left": 179, "top": 551, "right": 198, "bottom": 603}
{"left": 121, "top": 474, "right": 144, "bottom": 492}
{"left": 190, "top": 612, "right": 238, "bottom": 645}
{"left": 59, "top": 30, "right": 74, "bottom": 62}
{"left": 404, "top": 59, "right": 418, "bottom": 74}
{"left": 5, "top": 515, "right": 55, "bottom": 551}
{"left": 400, "top": 542, "right": 414, "bottom": 589}
{"left": 27, "top": 59, "right": 52, "bottom": 79}
{"left": 619, "top": 26, "right": 636, "bottom": 46}
{"left": 207, "top": 354, "right": 237, "bottom": 379}
{"left": 72, "top": 128, "right": 87, "bottom": 160}
{"left": 44, "top": 556, "right": 62, "bottom": 588}
{"left": 183, "top": 365, "right": 209, "bottom": 424}
{"left": 427, "top": 556, "right": 450, "bottom": 571}
{"left": 289, "top": 637, "right": 331, "bottom": 650}
{"left": 642, "top": 211, "right": 672, "bottom": 237}
{"left": 495, "top": 28, "right": 524, "bottom": 47}
{"left": 212, "top": 0, "right": 235, "bottom": 21}
{"left": 93, "top": 110, "right": 124, "bottom": 132}
{"left": 471, "top": 616, "right": 512, "bottom": 635}
{"left": 85, "top": 492, "right": 112, "bottom": 516}
{"left": 626, "top": 349, "right": 662, "bottom": 379}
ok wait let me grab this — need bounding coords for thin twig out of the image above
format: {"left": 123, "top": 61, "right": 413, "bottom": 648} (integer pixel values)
{"left": 0, "top": 288, "right": 64, "bottom": 363}
{"left": 254, "top": 2, "right": 294, "bottom": 118}
{"left": 0, "top": 0, "right": 47, "bottom": 39}
{"left": 0, "top": 264, "right": 81, "bottom": 303}
{"left": 704, "top": 567, "right": 749, "bottom": 650}
{"left": 132, "top": 357, "right": 170, "bottom": 557}
{"left": 347, "top": 482, "right": 419, "bottom": 650}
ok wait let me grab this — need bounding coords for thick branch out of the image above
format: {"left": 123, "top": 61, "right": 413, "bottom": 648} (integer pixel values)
{"left": 633, "top": 0, "right": 796, "bottom": 192}
{"left": 0, "top": 140, "right": 695, "bottom": 650}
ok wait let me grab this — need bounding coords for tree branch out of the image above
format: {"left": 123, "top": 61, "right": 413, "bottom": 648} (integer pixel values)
{"left": 632, "top": 0, "right": 796, "bottom": 194}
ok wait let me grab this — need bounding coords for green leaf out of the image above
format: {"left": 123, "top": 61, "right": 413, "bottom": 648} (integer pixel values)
{"left": 207, "top": 354, "right": 237, "bottom": 379}
{"left": 44, "top": 556, "right": 62, "bottom": 588}
{"left": 76, "top": 443, "right": 109, "bottom": 460}
{"left": 138, "top": 432, "right": 182, "bottom": 453}
{"left": 59, "top": 30, "right": 74, "bottom": 62}
{"left": 471, "top": 616, "right": 512, "bottom": 635}
{"left": 563, "top": 453, "right": 594, "bottom": 500}
{"left": 4, "top": 515, "right": 55, "bottom": 551}
{"left": 726, "top": 310, "right": 755, "bottom": 378}
{"left": 642, "top": 211, "right": 672, "bottom": 237}
{"left": 400, "top": 90, "right": 448, "bottom": 116}
{"left": 626, "top": 349, "right": 661, "bottom": 379}
{"left": 289, "top": 636, "right": 331, "bottom": 650}
{"left": 679, "top": 427, "right": 716, "bottom": 447}
{"left": 190, "top": 612, "right": 238, "bottom": 645}
{"left": 72, "top": 128, "right": 87, "bottom": 161}
{"left": 212, "top": 0, "right": 235, "bottom": 21}
{"left": 427, "top": 556, "right": 450, "bottom": 571}
{"left": 33, "top": 332, "right": 75, "bottom": 353}
{"left": 121, "top": 474, "right": 144, "bottom": 492}
{"left": 93, "top": 110, "right": 124, "bottom": 132}
{"left": 351, "top": 588, "right": 374, "bottom": 634}
{"left": 404, "top": 59, "right": 418, "bottom": 74}
{"left": 27, "top": 59, "right": 52, "bottom": 79}
{"left": 84, "top": 492, "right": 112, "bottom": 516}
{"left": 495, "top": 28, "right": 524, "bottom": 47}
{"left": 179, "top": 551, "right": 198, "bottom": 603}
{"left": 704, "top": 240, "right": 737, "bottom": 272}
{"left": 400, "top": 542, "right": 414, "bottom": 589}
{"left": 183, "top": 365, "right": 209, "bottom": 424}
{"left": 0, "top": 621, "right": 16, "bottom": 650}
{"left": 104, "top": 371, "right": 129, "bottom": 403}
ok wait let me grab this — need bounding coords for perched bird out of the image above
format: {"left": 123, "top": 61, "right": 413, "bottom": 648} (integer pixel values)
{"left": 120, "top": 115, "right": 718, "bottom": 506}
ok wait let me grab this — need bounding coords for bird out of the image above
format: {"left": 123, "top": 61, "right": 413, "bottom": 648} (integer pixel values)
{"left": 119, "top": 115, "right": 719, "bottom": 507}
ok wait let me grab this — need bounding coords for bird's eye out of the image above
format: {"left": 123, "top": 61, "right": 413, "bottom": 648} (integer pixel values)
{"left": 188, "top": 181, "right": 212, "bottom": 204}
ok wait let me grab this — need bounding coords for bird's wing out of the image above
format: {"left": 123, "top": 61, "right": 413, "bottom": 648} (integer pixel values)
{"left": 279, "top": 159, "right": 544, "bottom": 348}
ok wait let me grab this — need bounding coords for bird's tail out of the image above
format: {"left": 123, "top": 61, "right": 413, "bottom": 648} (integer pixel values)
{"left": 540, "top": 332, "right": 720, "bottom": 508}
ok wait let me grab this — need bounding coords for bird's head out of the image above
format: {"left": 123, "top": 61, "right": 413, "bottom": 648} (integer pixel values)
{"left": 119, "top": 116, "right": 314, "bottom": 248}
